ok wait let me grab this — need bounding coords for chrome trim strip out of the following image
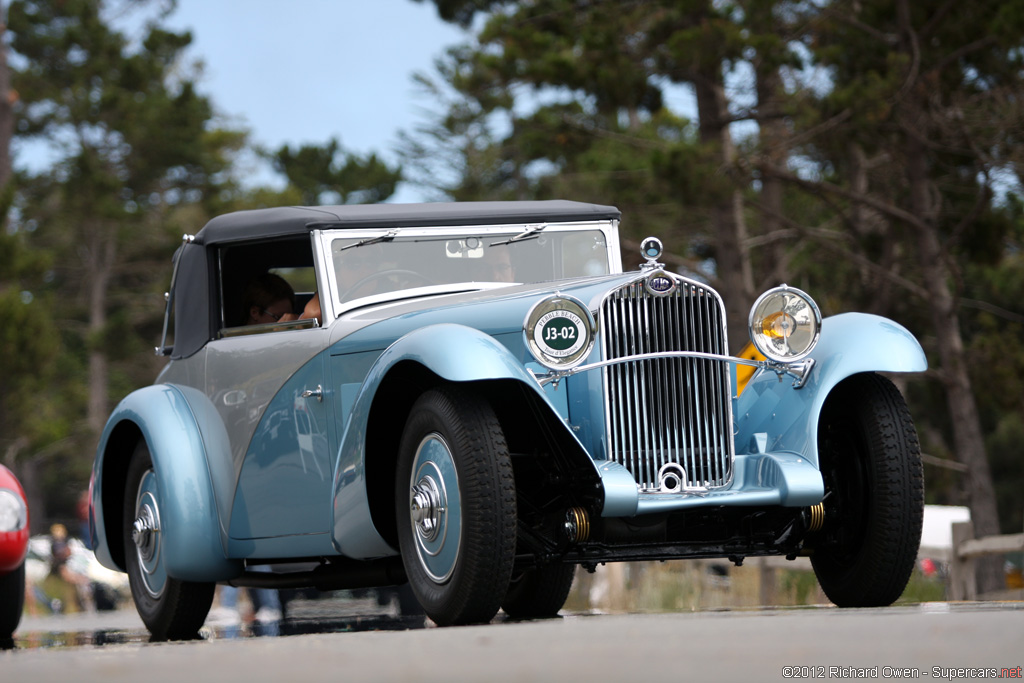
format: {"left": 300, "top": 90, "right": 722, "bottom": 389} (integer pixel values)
{"left": 219, "top": 318, "right": 320, "bottom": 338}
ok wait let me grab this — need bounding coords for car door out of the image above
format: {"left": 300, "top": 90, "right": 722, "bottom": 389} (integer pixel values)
{"left": 207, "top": 328, "right": 334, "bottom": 542}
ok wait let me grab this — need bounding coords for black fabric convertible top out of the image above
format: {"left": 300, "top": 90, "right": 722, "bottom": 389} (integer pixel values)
{"left": 193, "top": 200, "right": 621, "bottom": 245}
{"left": 168, "top": 201, "right": 620, "bottom": 359}
{"left": 170, "top": 241, "right": 210, "bottom": 360}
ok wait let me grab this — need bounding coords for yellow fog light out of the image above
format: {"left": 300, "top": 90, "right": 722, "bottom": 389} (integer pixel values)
{"left": 748, "top": 285, "right": 821, "bottom": 362}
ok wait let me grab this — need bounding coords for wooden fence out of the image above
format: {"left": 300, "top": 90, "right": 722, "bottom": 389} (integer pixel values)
{"left": 948, "top": 521, "right": 1024, "bottom": 600}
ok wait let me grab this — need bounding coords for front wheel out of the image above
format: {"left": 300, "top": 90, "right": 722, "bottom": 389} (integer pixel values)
{"left": 810, "top": 373, "right": 924, "bottom": 607}
{"left": 123, "top": 442, "right": 215, "bottom": 640}
{"left": 395, "top": 386, "right": 516, "bottom": 626}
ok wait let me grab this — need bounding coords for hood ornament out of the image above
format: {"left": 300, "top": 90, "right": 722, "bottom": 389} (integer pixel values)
{"left": 640, "top": 237, "right": 676, "bottom": 296}
{"left": 640, "top": 237, "right": 664, "bottom": 271}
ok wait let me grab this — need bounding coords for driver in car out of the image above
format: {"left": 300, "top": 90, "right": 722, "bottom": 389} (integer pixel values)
{"left": 242, "top": 273, "right": 298, "bottom": 325}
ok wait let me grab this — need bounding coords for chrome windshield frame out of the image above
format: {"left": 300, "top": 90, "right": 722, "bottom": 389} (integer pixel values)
{"left": 314, "top": 220, "right": 621, "bottom": 319}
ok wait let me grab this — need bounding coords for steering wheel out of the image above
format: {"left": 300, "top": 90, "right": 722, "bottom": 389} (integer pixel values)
{"left": 341, "top": 269, "right": 436, "bottom": 302}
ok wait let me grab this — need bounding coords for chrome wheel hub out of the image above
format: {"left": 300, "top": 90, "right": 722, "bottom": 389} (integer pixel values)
{"left": 132, "top": 503, "right": 160, "bottom": 562}
{"left": 133, "top": 470, "right": 166, "bottom": 598}
{"left": 408, "top": 434, "right": 461, "bottom": 584}
{"left": 411, "top": 476, "right": 444, "bottom": 542}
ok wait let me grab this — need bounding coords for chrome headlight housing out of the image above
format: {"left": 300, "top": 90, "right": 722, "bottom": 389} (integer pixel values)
{"left": 748, "top": 285, "right": 822, "bottom": 362}
{"left": 524, "top": 294, "right": 596, "bottom": 370}
{"left": 0, "top": 488, "right": 27, "bottom": 532}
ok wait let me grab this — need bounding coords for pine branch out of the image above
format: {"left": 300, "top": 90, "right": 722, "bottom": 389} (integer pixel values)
{"left": 744, "top": 199, "right": 930, "bottom": 299}
{"left": 761, "top": 161, "right": 934, "bottom": 234}
{"left": 959, "top": 298, "right": 1024, "bottom": 325}
{"left": 933, "top": 36, "right": 998, "bottom": 76}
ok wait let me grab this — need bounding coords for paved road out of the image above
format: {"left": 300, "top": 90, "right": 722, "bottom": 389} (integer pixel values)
{"left": 3, "top": 603, "right": 1022, "bottom": 683}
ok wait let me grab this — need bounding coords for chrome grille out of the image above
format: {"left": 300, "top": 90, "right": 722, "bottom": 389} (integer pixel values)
{"left": 600, "top": 279, "right": 733, "bottom": 491}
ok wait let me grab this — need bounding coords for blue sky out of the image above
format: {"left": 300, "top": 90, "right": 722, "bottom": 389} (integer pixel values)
{"left": 12, "top": 0, "right": 467, "bottom": 203}
{"left": 164, "top": 0, "right": 468, "bottom": 201}
{"left": 13, "top": 2, "right": 704, "bottom": 204}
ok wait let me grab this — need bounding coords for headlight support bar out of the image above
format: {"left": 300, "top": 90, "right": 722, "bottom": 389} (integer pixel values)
{"left": 534, "top": 351, "right": 815, "bottom": 390}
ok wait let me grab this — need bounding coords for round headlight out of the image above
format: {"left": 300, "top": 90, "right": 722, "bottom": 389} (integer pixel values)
{"left": 0, "top": 489, "right": 27, "bottom": 532}
{"left": 524, "top": 294, "right": 596, "bottom": 370}
{"left": 748, "top": 285, "right": 821, "bottom": 362}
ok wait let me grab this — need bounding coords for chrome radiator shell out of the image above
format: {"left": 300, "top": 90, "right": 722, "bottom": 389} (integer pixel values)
{"left": 599, "top": 277, "right": 734, "bottom": 492}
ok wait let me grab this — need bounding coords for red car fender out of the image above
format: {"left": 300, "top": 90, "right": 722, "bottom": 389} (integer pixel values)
{"left": 0, "top": 464, "right": 30, "bottom": 575}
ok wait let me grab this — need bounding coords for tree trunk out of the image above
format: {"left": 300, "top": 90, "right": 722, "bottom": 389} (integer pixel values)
{"left": 693, "top": 71, "right": 754, "bottom": 352}
{"left": 894, "top": 0, "right": 1003, "bottom": 593}
{"left": 753, "top": 51, "right": 789, "bottom": 291}
{"left": 905, "top": 135, "right": 1003, "bottom": 594}
{"left": 87, "top": 229, "right": 115, "bottom": 434}
{"left": 0, "top": 1, "right": 12, "bottom": 188}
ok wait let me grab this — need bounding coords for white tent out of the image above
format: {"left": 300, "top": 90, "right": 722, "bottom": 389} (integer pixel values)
{"left": 919, "top": 504, "right": 971, "bottom": 561}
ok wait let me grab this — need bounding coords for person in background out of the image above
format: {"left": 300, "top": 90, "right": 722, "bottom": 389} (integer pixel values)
{"left": 39, "top": 524, "right": 91, "bottom": 613}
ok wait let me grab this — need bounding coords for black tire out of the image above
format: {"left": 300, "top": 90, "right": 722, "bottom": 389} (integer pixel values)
{"left": 123, "top": 441, "right": 215, "bottom": 640}
{"left": 810, "top": 373, "right": 924, "bottom": 607}
{"left": 0, "top": 562, "right": 25, "bottom": 640}
{"left": 502, "top": 564, "right": 575, "bottom": 619}
{"left": 395, "top": 386, "right": 516, "bottom": 626}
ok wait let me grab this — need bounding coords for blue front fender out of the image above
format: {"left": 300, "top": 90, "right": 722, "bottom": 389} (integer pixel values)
{"left": 91, "top": 384, "right": 241, "bottom": 581}
{"left": 331, "top": 323, "right": 588, "bottom": 558}
{"left": 735, "top": 312, "right": 926, "bottom": 469}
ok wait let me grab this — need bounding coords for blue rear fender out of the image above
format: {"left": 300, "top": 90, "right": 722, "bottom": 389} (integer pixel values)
{"left": 91, "top": 384, "right": 242, "bottom": 581}
{"left": 735, "top": 312, "right": 927, "bottom": 471}
{"left": 331, "top": 323, "right": 593, "bottom": 558}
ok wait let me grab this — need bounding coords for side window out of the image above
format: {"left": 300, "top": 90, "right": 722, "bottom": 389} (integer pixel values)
{"left": 217, "top": 238, "right": 320, "bottom": 336}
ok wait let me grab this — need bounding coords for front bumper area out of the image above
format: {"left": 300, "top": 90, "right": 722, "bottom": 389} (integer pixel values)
{"left": 597, "top": 450, "right": 825, "bottom": 517}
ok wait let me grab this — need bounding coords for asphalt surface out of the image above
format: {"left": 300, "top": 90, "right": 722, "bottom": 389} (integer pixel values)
{"left": 3, "top": 602, "right": 1023, "bottom": 683}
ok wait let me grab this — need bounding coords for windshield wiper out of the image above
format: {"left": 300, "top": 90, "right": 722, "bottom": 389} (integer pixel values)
{"left": 489, "top": 224, "right": 546, "bottom": 247}
{"left": 339, "top": 229, "right": 398, "bottom": 251}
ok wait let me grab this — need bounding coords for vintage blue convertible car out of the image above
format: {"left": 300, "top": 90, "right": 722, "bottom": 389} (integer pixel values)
{"left": 89, "top": 201, "right": 926, "bottom": 639}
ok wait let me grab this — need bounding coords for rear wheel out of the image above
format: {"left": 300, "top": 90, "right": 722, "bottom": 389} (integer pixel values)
{"left": 502, "top": 564, "right": 575, "bottom": 619}
{"left": 395, "top": 386, "right": 516, "bottom": 626}
{"left": 0, "top": 562, "right": 25, "bottom": 640}
{"left": 123, "top": 441, "right": 215, "bottom": 640}
{"left": 810, "top": 373, "right": 924, "bottom": 607}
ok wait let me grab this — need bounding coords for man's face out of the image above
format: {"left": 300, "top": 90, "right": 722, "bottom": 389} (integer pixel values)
{"left": 251, "top": 297, "right": 293, "bottom": 324}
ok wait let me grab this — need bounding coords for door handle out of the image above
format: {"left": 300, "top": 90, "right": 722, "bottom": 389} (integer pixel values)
{"left": 301, "top": 385, "right": 323, "bottom": 402}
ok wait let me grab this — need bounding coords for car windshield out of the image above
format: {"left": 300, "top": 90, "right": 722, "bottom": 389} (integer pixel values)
{"left": 327, "top": 227, "right": 610, "bottom": 304}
